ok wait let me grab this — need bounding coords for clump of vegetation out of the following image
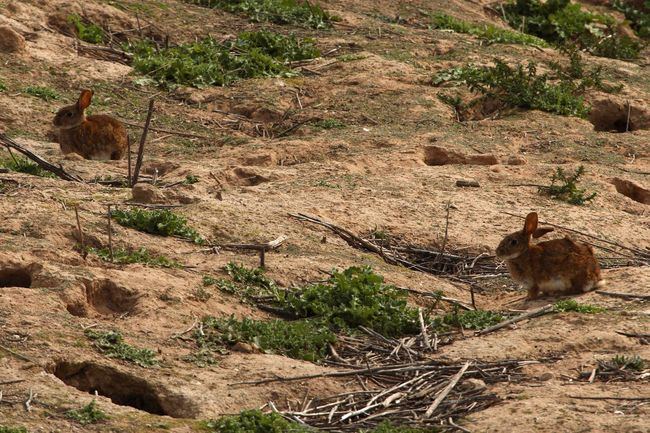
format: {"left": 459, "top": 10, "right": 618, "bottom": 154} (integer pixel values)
{"left": 312, "top": 118, "right": 346, "bottom": 129}
{"left": 23, "top": 86, "right": 60, "bottom": 101}
{"left": 0, "top": 79, "right": 6, "bottom": 92}
{"left": 0, "top": 428, "right": 27, "bottom": 433}
{"left": 188, "top": 0, "right": 337, "bottom": 29}
{"left": 88, "top": 246, "right": 181, "bottom": 268}
{"left": 85, "top": 329, "right": 158, "bottom": 367}
{"left": 66, "top": 400, "right": 108, "bottom": 425}
{"left": 553, "top": 299, "right": 604, "bottom": 314}
{"left": 430, "top": 12, "right": 548, "bottom": 47}
{"left": 191, "top": 284, "right": 213, "bottom": 302}
{"left": 111, "top": 207, "right": 204, "bottom": 244}
{"left": 0, "top": 155, "right": 56, "bottom": 178}
{"left": 184, "top": 174, "right": 199, "bottom": 184}
{"left": 538, "top": 166, "right": 597, "bottom": 205}
{"left": 280, "top": 267, "right": 420, "bottom": 337}
{"left": 204, "top": 409, "right": 312, "bottom": 433}
{"left": 610, "top": 354, "right": 646, "bottom": 371}
{"left": 197, "top": 316, "right": 336, "bottom": 361}
{"left": 433, "top": 49, "right": 618, "bottom": 118}
{"left": 502, "top": 0, "right": 644, "bottom": 59}
{"left": 613, "top": 0, "right": 650, "bottom": 39}
{"left": 128, "top": 31, "right": 319, "bottom": 88}
{"left": 67, "top": 14, "right": 104, "bottom": 44}
{"left": 432, "top": 308, "right": 504, "bottom": 331}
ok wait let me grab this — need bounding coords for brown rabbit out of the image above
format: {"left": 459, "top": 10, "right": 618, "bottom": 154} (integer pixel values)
{"left": 53, "top": 89, "right": 127, "bottom": 160}
{"left": 496, "top": 212, "right": 604, "bottom": 299}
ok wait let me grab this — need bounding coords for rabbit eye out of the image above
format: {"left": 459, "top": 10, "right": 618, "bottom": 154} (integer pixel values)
{"left": 509, "top": 239, "right": 518, "bottom": 246}
{"left": 66, "top": 112, "right": 73, "bottom": 117}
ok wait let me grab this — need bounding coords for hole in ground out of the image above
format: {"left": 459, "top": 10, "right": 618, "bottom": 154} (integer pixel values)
{"left": 84, "top": 279, "right": 140, "bottom": 315}
{"left": 610, "top": 178, "right": 650, "bottom": 204}
{"left": 0, "top": 268, "right": 32, "bottom": 288}
{"left": 52, "top": 361, "right": 199, "bottom": 418}
{"left": 588, "top": 98, "right": 649, "bottom": 133}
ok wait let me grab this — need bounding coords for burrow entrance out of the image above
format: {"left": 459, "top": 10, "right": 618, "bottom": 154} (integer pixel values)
{"left": 610, "top": 178, "right": 650, "bottom": 204}
{"left": 589, "top": 98, "right": 650, "bottom": 133}
{"left": 83, "top": 279, "right": 141, "bottom": 316}
{"left": 0, "top": 267, "right": 32, "bottom": 288}
{"left": 52, "top": 361, "right": 198, "bottom": 418}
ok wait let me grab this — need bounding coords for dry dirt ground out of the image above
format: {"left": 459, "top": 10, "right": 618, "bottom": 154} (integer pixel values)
{"left": 0, "top": 0, "right": 649, "bottom": 432}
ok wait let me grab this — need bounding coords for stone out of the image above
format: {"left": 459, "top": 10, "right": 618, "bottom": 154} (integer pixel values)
{"left": 423, "top": 145, "right": 498, "bottom": 166}
{"left": 131, "top": 183, "right": 166, "bottom": 204}
{"left": 456, "top": 179, "right": 480, "bottom": 187}
{"left": 0, "top": 25, "right": 26, "bottom": 54}
{"left": 458, "top": 378, "right": 486, "bottom": 392}
{"left": 538, "top": 372, "right": 554, "bottom": 381}
{"left": 507, "top": 155, "right": 527, "bottom": 166}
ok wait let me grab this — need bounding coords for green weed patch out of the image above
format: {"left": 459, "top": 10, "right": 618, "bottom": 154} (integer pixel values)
{"left": 111, "top": 207, "right": 204, "bottom": 244}
{"left": 539, "top": 165, "right": 597, "bottom": 205}
{"left": 553, "top": 299, "right": 604, "bottom": 313}
{"left": 85, "top": 329, "right": 158, "bottom": 367}
{"left": 68, "top": 14, "right": 104, "bottom": 44}
{"left": 0, "top": 155, "right": 56, "bottom": 178}
{"left": 66, "top": 400, "right": 108, "bottom": 425}
{"left": 128, "top": 30, "right": 319, "bottom": 88}
{"left": 88, "top": 246, "right": 181, "bottom": 268}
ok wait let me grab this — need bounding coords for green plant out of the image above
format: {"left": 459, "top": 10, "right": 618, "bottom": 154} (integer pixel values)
{"left": 204, "top": 409, "right": 312, "bottom": 433}
{"left": 0, "top": 428, "right": 28, "bottom": 433}
{"left": 192, "top": 285, "right": 212, "bottom": 302}
{"left": 278, "top": 267, "right": 420, "bottom": 336}
{"left": 433, "top": 59, "right": 590, "bottom": 117}
{"left": 85, "top": 329, "right": 158, "bottom": 367}
{"left": 67, "top": 14, "right": 104, "bottom": 44}
{"left": 23, "top": 86, "right": 60, "bottom": 101}
{"left": 226, "top": 262, "right": 277, "bottom": 291}
{"left": 66, "top": 400, "right": 108, "bottom": 425}
{"left": 88, "top": 246, "right": 181, "bottom": 268}
{"left": 538, "top": 166, "right": 597, "bottom": 205}
{"left": 312, "top": 118, "right": 346, "bottom": 129}
{"left": 111, "top": 208, "right": 204, "bottom": 244}
{"left": 188, "top": 0, "right": 337, "bottom": 29}
{"left": 184, "top": 174, "right": 199, "bottom": 184}
{"left": 0, "top": 155, "right": 56, "bottom": 178}
{"left": 362, "top": 421, "right": 442, "bottom": 432}
{"left": 0, "top": 79, "right": 6, "bottom": 92}
{"left": 613, "top": 0, "right": 650, "bottom": 38}
{"left": 337, "top": 53, "right": 367, "bottom": 62}
{"left": 430, "top": 12, "right": 548, "bottom": 47}
{"left": 127, "top": 31, "right": 319, "bottom": 88}
{"left": 502, "top": 0, "right": 644, "bottom": 59}
{"left": 432, "top": 308, "right": 504, "bottom": 331}
{"left": 553, "top": 299, "right": 604, "bottom": 313}
{"left": 611, "top": 354, "right": 646, "bottom": 371}
{"left": 197, "top": 316, "right": 336, "bottom": 361}
{"left": 547, "top": 48, "right": 622, "bottom": 94}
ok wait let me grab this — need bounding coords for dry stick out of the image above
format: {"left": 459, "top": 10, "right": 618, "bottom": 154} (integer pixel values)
{"left": 127, "top": 135, "right": 132, "bottom": 188}
{"left": 74, "top": 205, "right": 86, "bottom": 259}
{"left": 107, "top": 204, "right": 114, "bottom": 262}
{"left": 422, "top": 361, "right": 471, "bottom": 419}
{"left": 0, "top": 379, "right": 26, "bottom": 386}
{"left": 616, "top": 330, "right": 650, "bottom": 338}
{"left": 626, "top": 100, "right": 631, "bottom": 132}
{"left": 132, "top": 98, "right": 155, "bottom": 185}
{"left": 418, "top": 308, "right": 431, "bottom": 350}
{"left": 0, "top": 344, "right": 37, "bottom": 364}
{"left": 476, "top": 304, "right": 554, "bottom": 336}
{"left": 119, "top": 119, "right": 213, "bottom": 140}
{"left": 596, "top": 290, "right": 650, "bottom": 301}
{"left": 501, "top": 211, "right": 647, "bottom": 257}
{"left": 0, "top": 134, "right": 83, "bottom": 182}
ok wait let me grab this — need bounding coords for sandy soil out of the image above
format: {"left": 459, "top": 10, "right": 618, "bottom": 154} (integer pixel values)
{"left": 0, "top": 0, "right": 648, "bottom": 432}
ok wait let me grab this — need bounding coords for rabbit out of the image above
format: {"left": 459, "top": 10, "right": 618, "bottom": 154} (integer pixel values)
{"left": 496, "top": 212, "right": 604, "bottom": 299}
{"left": 53, "top": 89, "right": 127, "bottom": 160}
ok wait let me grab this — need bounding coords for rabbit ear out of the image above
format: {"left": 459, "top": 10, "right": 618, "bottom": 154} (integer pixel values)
{"left": 77, "top": 90, "right": 93, "bottom": 110}
{"left": 532, "top": 227, "right": 554, "bottom": 238}
{"left": 523, "top": 212, "right": 538, "bottom": 235}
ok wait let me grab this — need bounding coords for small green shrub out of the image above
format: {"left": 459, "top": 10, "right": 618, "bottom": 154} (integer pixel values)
{"left": 128, "top": 31, "right": 319, "bottom": 88}
{"left": 225, "top": 262, "right": 277, "bottom": 290}
{"left": 197, "top": 316, "right": 336, "bottom": 361}
{"left": 312, "top": 118, "right": 346, "bottom": 129}
{"left": 204, "top": 409, "right": 311, "bottom": 433}
{"left": 88, "top": 246, "right": 181, "bottom": 268}
{"left": 611, "top": 354, "right": 646, "bottom": 371}
{"left": 279, "top": 267, "right": 420, "bottom": 337}
{"left": 0, "top": 427, "right": 28, "bottom": 433}
{"left": 432, "top": 308, "right": 504, "bottom": 331}
{"left": 538, "top": 166, "right": 597, "bottom": 205}
{"left": 363, "top": 421, "right": 443, "bottom": 433}
{"left": 553, "top": 299, "right": 604, "bottom": 313}
{"left": 502, "top": 0, "right": 644, "bottom": 59}
{"left": 67, "top": 14, "right": 104, "bottom": 44}
{"left": 24, "top": 86, "right": 60, "bottom": 101}
{"left": 85, "top": 329, "right": 158, "bottom": 367}
{"left": 0, "top": 155, "right": 56, "bottom": 178}
{"left": 613, "top": 0, "right": 650, "bottom": 39}
{"left": 111, "top": 208, "right": 204, "bottom": 244}
{"left": 433, "top": 59, "right": 590, "bottom": 117}
{"left": 430, "top": 12, "right": 548, "bottom": 47}
{"left": 188, "top": 0, "right": 337, "bottom": 29}
{"left": 0, "top": 80, "right": 6, "bottom": 92}
{"left": 184, "top": 174, "right": 199, "bottom": 184}
{"left": 191, "top": 285, "right": 212, "bottom": 302}
{"left": 66, "top": 400, "right": 108, "bottom": 425}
